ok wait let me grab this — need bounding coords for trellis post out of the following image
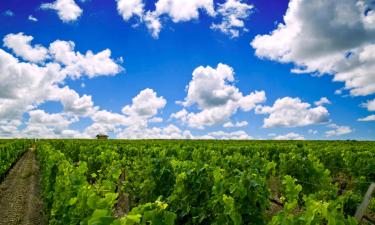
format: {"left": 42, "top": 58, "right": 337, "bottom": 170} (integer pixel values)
{"left": 355, "top": 183, "right": 375, "bottom": 222}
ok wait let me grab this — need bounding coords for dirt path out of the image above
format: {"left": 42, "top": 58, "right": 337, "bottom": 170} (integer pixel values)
{"left": 0, "top": 148, "right": 44, "bottom": 225}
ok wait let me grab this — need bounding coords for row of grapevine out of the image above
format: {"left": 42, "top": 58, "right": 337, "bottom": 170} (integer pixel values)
{"left": 0, "top": 139, "right": 30, "bottom": 179}
{"left": 37, "top": 142, "right": 176, "bottom": 225}
{"left": 34, "top": 139, "right": 375, "bottom": 224}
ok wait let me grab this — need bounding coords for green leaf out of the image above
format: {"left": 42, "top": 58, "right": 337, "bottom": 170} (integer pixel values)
{"left": 88, "top": 209, "right": 113, "bottom": 225}
{"left": 69, "top": 197, "right": 78, "bottom": 206}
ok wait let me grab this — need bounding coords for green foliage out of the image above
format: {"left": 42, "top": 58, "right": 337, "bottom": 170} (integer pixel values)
{"left": 114, "top": 201, "right": 176, "bottom": 225}
{"left": 33, "top": 139, "right": 375, "bottom": 225}
{"left": 269, "top": 176, "right": 358, "bottom": 225}
{"left": 0, "top": 140, "right": 30, "bottom": 178}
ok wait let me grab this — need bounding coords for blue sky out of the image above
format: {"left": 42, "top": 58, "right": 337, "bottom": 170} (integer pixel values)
{"left": 0, "top": 0, "right": 374, "bottom": 140}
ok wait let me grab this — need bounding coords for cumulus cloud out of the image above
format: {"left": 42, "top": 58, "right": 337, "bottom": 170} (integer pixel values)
{"left": 223, "top": 120, "right": 248, "bottom": 128}
{"left": 2, "top": 33, "right": 122, "bottom": 78}
{"left": 115, "top": 0, "right": 253, "bottom": 38}
{"left": 359, "top": 99, "right": 375, "bottom": 121}
{"left": 325, "top": 124, "right": 352, "bottom": 137}
{"left": 255, "top": 97, "right": 329, "bottom": 128}
{"left": 0, "top": 120, "right": 21, "bottom": 137}
{"left": 116, "top": 0, "right": 215, "bottom": 38}
{"left": 28, "top": 15, "right": 38, "bottom": 22}
{"left": 0, "top": 33, "right": 123, "bottom": 137}
{"left": 149, "top": 117, "right": 163, "bottom": 123}
{"left": 0, "top": 33, "right": 126, "bottom": 138}
{"left": 116, "top": 0, "right": 144, "bottom": 21}
{"left": 83, "top": 110, "right": 129, "bottom": 138}
{"left": 144, "top": 12, "right": 162, "bottom": 38}
{"left": 0, "top": 49, "right": 63, "bottom": 120}
{"left": 28, "top": 110, "right": 74, "bottom": 127}
{"left": 154, "top": 0, "right": 215, "bottom": 22}
{"left": 211, "top": 0, "right": 253, "bottom": 38}
{"left": 3, "top": 33, "right": 48, "bottom": 63}
{"left": 19, "top": 110, "right": 87, "bottom": 138}
{"left": 117, "top": 124, "right": 193, "bottom": 139}
{"left": 26, "top": 110, "right": 76, "bottom": 134}
{"left": 122, "top": 88, "right": 166, "bottom": 119}
{"left": 81, "top": 88, "right": 167, "bottom": 138}
{"left": 358, "top": 115, "right": 375, "bottom": 122}
{"left": 41, "top": 0, "right": 82, "bottom": 22}
{"left": 172, "top": 63, "right": 266, "bottom": 128}
{"left": 274, "top": 132, "right": 305, "bottom": 140}
{"left": 251, "top": 0, "right": 375, "bottom": 97}
{"left": 308, "top": 129, "right": 318, "bottom": 135}
{"left": 170, "top": 109, "right": 188, "bottom": 122}
{"left": 49, "top": 40, "right": 122, "bottom": 78}
{"left": 206, "top": 130, "right": 252, "bottom": 140}
{"left": 55, "top": 87, "right": 98, "bottom": 116}
{"left": 314, "top": 97, "right": 331, "bottom": 106}
{"left": 362, "top": 98, "right": 375, "bottom": 111}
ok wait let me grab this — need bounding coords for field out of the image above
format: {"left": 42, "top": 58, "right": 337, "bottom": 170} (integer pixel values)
{"left": 0, "top": 140, "right": 374, "bottom": 225}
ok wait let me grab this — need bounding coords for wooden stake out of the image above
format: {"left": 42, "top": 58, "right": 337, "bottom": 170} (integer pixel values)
{"left": 355, "top": 183, "right": 375, "bottom": 222}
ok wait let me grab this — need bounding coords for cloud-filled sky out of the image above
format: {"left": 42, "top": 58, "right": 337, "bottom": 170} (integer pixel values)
{"left": 0, "top": 0, "right": 374, "bottom": 140}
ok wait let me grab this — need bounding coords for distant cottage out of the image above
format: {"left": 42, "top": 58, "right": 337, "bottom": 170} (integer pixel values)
{"left": 96, "top": 134, "right": 109, "bottom": 140}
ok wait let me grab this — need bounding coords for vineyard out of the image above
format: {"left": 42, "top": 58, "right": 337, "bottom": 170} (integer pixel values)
{"left": 0, "top": 140, "right": 374, "bottom": 225}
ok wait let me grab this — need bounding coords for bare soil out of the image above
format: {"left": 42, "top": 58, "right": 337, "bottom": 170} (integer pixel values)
{"left": 0, "top": 149, "right": 44, "bottom": 225}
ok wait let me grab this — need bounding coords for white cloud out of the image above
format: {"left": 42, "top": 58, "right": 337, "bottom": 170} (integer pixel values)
{"left": 149, "top": 117, "right": 163, "bottom": 123}
{"left": 314, "top": 97, "right": 331, "bottom": 106}
{"left": 116, "top": 0, "right": 215, "bottom": 38}
{"left": 358, "top": 115, "right": 375, "bottom": 122}
{"left": 92, "top": 110, "right": 128, "bottom": 125}
{"left": 84, "top": 123, "right": 117, "bottom": 138}
{"left": 182, "top": 103, "right": 239, "bottom": 128}
{"left": 2, "top": 33, "right": 121, "bottom": 79}
{"left": 55, "top": 87, "right": 98, "bottom": 116}
{"left": 81, "top": 89, "right": 167, "bottom": 138}
{"left": 28, "top": 110, "right": 73, "bottom": 127}
{"left": 255, "top": 97, "right": 329, "bottom": 128}
{"left": 170, "top": 109, "right": 188, "bottom": 122}
{"left": 0, "top": 33, "right": 123, "bottom": 138}
{"left": 362, "top": 98, "right": 375, "bottom": 111}
{"left": 251, "top": 0, "right": 375, "bottom": 97}
{"left": 173, "top": 63, "right": 266, "bottom": 128}
{"left": 335, "top": 89, "right": 343, "bottom": 95}
{"left": 211, "top": 0, "right": 253, "bottom": 38}
{"left": 49, "top": 40, "right": 123, "bottom": 78}
{"left": 325, "top": 124, "right": 352, "bottom": 137}
{"left": 0, "top": 120, "right": 21, "bottom": 137}
{"left": 84, "top": 110, "right": 129, "bottom": 138}
{"left": 3, "top": 33, "right": 48, "bottom": 63}
{"left": 116, "top": 0, "right": 144, "bottom": 21}
{"left": 28, "top": 110, "right": 75, "bottom": 129}
{"left": 41, "top": 0, "right": 82, "bottom": 22}
{"left": 60, "top": 129, "right": 88, "bottom": 138}
{"left": 181, "top": 63, "right": 238, "bottom": 108}
{"left": 116, "top": 0, "right": 254, "bottom": 38}
{"left": 154, "top": 0, "right": 215, "bottom": 22}
{"left": 144, "top": 11, "right": 162, "bottom": 38}
{"left": 308, "top": 129, "right": 318, "bottom": 135}
{"left": 274, "top": 132, "right": 305, "bottom": 140}
{"left": 116, "top": 124, "right": 193, "bottom": 139}
{"left": 122, "top": 88, "right": 166, "bottom": 118}
{"left": 21, "top": 110, "right": 80, "bottom": 138}
{"left": 28, "top": 15, "right": 38, "bottom": 22}
{"left": 0, "top": 49, "right": 63, "bottom": 120}
{"left": 207, "top": 130, "right": 252, "bottom": 140}
{"left": 223, "top": 120, "right": 248, "bottom": 128}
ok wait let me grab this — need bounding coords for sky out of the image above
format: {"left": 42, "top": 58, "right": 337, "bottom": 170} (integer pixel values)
{"left": 0, "top": 0, "right": 374, "bottom": 140}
